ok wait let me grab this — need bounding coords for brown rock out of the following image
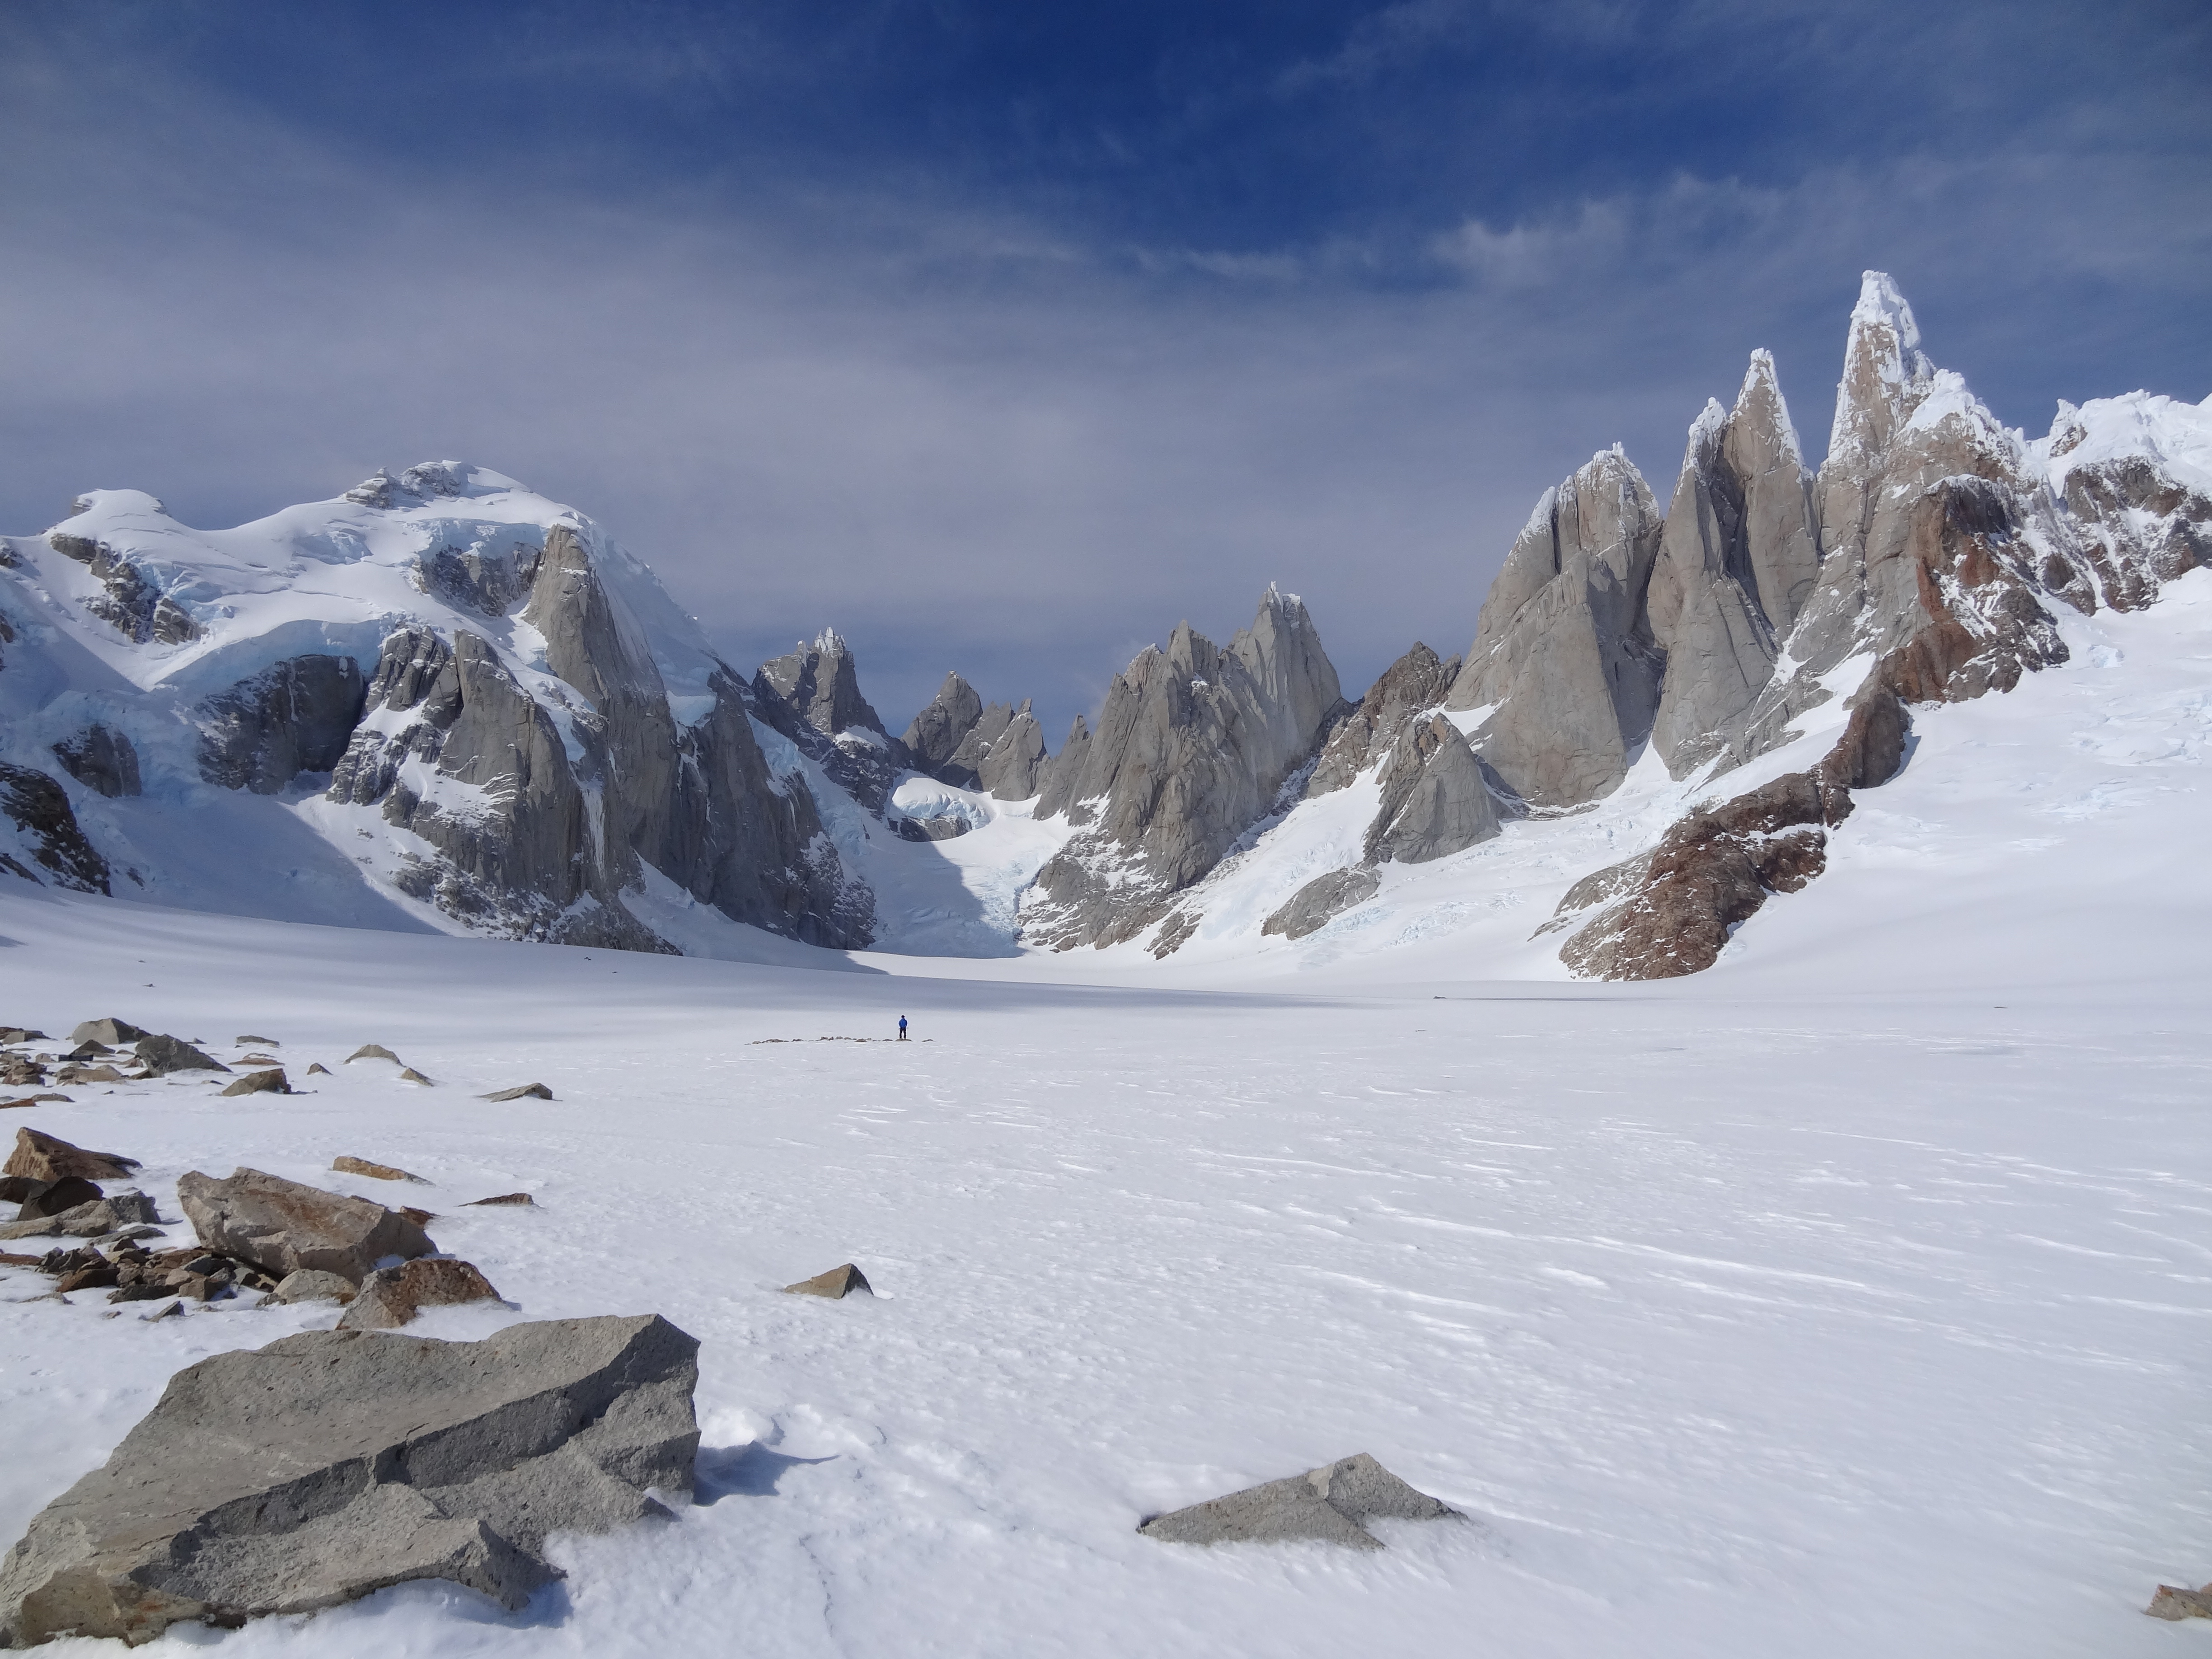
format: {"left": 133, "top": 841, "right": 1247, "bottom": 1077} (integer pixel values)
{"left": 398, "top": 1206, "right": 436, "bottom": 1226}
{"left": 465, "top": 1192, "right": 534, "bottom": 1207}
{"left": 220, "top": 1068, "right": 291, "bottom": 1097}
{"left": 5, "top": 1127, "right": 141, "bottom": 1184}
{"left": 53, "top": 1264, "right": 120, "bottom": 1294}
{"left": 336, "top": 1257, "right": 503, "bottom": 1329}
{"left": 0, "top": 1251, "right": 40, "bottom": 1267}
{"left": 0, "top": 1176, "right": 45, "bottom": 1204}
{"left": 305, "top": 1063, "right": 331, "bottom": 1076}
{"left": 397, "top": 1067, "right": 433, "bottom": 1085}
{"left": 234, "top": 1035, "right": 281, "bottom": 1047}
{"left": 783, "top": 1262, "right": 872, "bottom": 1299}
{"left": 2148, "top": 1584, "right": 2212, "bottom": 1621}
{"left": 346, "top": 1044, "right": 401, "bottom": 1064}
{"left": 16, "top": 1175, "right": 102, "bottom": 1218}
{"left": 332, "top": 1155, "right": 427, "bottom": 1183}
{"left": 479, "top": 1083, "right": 553, "bottom": 1101}
{"left": 175, "top": 1167, "right": 435, "bottom": 1285}
{"left": 56, "top": 1064, "right": 127, "bottom": 1085}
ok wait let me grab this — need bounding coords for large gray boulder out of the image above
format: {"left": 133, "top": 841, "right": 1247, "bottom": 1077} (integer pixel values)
{"left": 196, "top": 655, "right": 368, "bottom": 793}
{"left": 0, "top": 1314, "right": 700, "bottom": 1648}
{"left": 176, "top": 1167, "right": 434, "bottom": 1286}
{"left": 1026, "top": 588, "right": 1345, "bottom": 949}
{"left": 1444, "top": 447, "right": 1664, "bottom": 807}
{"left": 4, "top": 1128, "right": 140, "bottom": 1185}
{"left": 1140, "top": 1453, "right": 1460, "bottom": 1548}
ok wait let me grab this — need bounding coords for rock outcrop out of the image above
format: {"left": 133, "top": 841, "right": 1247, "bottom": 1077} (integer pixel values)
{"left": 197, "top": 655, "right": 368, "bottom": 792}
{"left": 1024, "top": 588, "right": 1345, "bottom": 949}
{"left": 43, "top": 530, "right": 198, "bottom": 645}
{"left": 336, "top": 1257, "right": 502, "bottom": 1328}
{"left": 901, "top": 672, "right": 984, "bottom": 778}
{"left": 1139, "top": 1453, "right": 1461, "bottom": 1548}
{"left": 1261, "top": 866, "right": 1379, "bottom": 940}
{"left": 1364, "top": 713, "right": 1499, "bottom": 865}
{"left": 49, "top": 726, "right": 140, "bottom": 799}
{"left": 176, "top": 1167, "right": 435, "bottom": 1287}
{"left": 5, "top": 1129, "right": 140, "bottom": 1185}
{"left": 0, "top": 1314, "right": 700, "bottom": 1647}
{"left": 1444, "top": 448, "right": 1665, "bottom": 807}
{"left": 896, "top": 675, "right": 1045, "bottom": 799}
{"left": 0, "top": 767, "right": 109, "bottom": 895}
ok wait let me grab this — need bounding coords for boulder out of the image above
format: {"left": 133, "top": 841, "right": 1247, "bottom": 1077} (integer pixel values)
{"left": 14, "top": 1176, "right": 102, "bottom": 1219}
{"left": 0, "top": 1177, "right": 43, "bottom": 1204}
{"left": 5, "top": 1128, "right": 141, "bottom": 1184}
{"left": 331, "top": 1156, "right": 426, "bottom": 1183}
{"left": 62, "top": 1042, "right": 112, "bottom": 1061}
{"left": 345, "top": 1044, "right": 401, "bottom": 1064}
{"left": 67, "top": 1019, "right": 144, "bottom": 1046}
{"left": 270, "top": 1269, "right": 355, "bottom": 1305}
{"left": 0, "top": 1192, "right": 158, "bottom": 1241}
{"left": 235, "top": 1035, "right": 281, "bottom": 1047}
{"left": 176, "top": 1167, "right": 435, "bottom": 1286}
{"left": 220, "top": 1068, "right": 290, "bottom": 1097}
{"left": 2149, "top": 1583, "right": 2212, "bottom": 1621}
{"left": 337, "top": 1259, "right": 503, "bottom": 1330}
{"left": 1139, "top": 1453, "right": 1460, "bottom": 1548}
{"left": 55, "top": 1065, "right": 126, "bottom": 1086}
{"left": 133, "top": 1035, "right": 229, "bottom": 1076}
{"left": 1261, "top": 867, "right": 1381, "bottom": 941}
{"left": 398, "top": 1068, "right": 433, "bottom": 1086}
{"left": 0, "top": 1031, "right": 49, "bottom": 1044}
{"left": 480, "top": 1083, "right": 553, "bottom": 1102}
{"left": 466, "top": 1193, "right": 534, "bottom": 1207}
{"left": 305, "top": 1063, "right": 330, "bottom": 1076}
{"left": 784, "top": 1263, "right": 871, "bottom": 1299}
{"left": 0, "top": 1314, "right": 701, "bottom": 1647}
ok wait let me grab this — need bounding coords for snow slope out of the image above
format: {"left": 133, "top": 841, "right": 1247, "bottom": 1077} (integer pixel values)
{"left": 0, "top": 861, "right": 2206, "bottom": 1656}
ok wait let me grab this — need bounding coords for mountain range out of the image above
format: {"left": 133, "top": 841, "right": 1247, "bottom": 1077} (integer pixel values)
{"left": 3, "top": 273, "right": 2205, "bottom": 979}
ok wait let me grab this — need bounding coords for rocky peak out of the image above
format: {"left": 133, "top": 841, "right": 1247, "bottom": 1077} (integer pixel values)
{"left": 1445, "top": 446, "right": 1664, "bottom": 807}
{"left": 903, "top": 671, "right": 984, "bottom": 774}
{"left": 1826, "top": 270, "right": 1935, "bottom": 473}
{"left": 1306, "top": 641, "right": 1458, "bottom": 797}
{"left": 756, "top": 629, "right": 889, "bottom": 741}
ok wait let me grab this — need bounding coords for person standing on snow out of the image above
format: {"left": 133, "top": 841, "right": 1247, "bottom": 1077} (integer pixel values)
{"left": 897, "top": 1016, "right": 909, "bottom": 1041}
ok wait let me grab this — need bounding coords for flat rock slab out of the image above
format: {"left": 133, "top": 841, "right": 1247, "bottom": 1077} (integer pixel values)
{"left": 133, "top": 1035, "right": 229, "bottom": 1076}
{"left": 784, "top": 1263, "right": 871, "bottom": 1299}
{"left": 1139, "top": 1453, "right": 1461, "bottom": 1549}
{"left": 5, "top": 1129, "right": 140, "bottom": 1184}
{"left": 178, "top": 1167, "right": 433, "bottom": 1286}
{"left": 0, "top": 1313, "right": 701, "bottom": 1648}
{"left": 0, "top": 1191, "right": 157, "bottom": 1241}
{"left": 220, "top": 1068, "right": 290, "bottom": 1097}
{"left": 337, "top": 1258, "right": 502, "bottom": 1329}
{"left": 234, "top": 1036, "right": 280, "bottom": 1047}
{"left": 466, "top": 1192, "right": 534, "bottom": 1207}
{"left": 480, "top": 1083, "right": 553, "bottom": 1101}
{"left": 270, "top": 1269, "right": 354, "bottom": 1305}
{"left": 332, "top": 1156, "right": 425, "bottom": 1183}
{"left": 66, "top": 1020, "right": 144, "bottom": 1046}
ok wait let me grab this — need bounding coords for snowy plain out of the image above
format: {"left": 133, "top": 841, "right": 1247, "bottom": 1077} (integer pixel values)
{"left": 0, "top": 553, "right": 2209, "bottom": 1654}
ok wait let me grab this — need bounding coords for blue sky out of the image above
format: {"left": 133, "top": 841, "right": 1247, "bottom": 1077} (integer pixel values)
{"left": 4, "top": 1, "right": 2207, "bottom": 736}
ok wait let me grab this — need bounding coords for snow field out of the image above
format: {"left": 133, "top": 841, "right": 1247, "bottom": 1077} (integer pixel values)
{"left": 0, "top": 889, "right": 2207, "bottom": 1656}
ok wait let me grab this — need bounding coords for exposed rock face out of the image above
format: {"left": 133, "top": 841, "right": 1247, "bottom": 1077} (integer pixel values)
{"left": 0, "top": 1314, "right": 700, "bottom": 1648}
{"left": 0, "top": 767, "right": 109, "bottom": 895}
{"left": 1445, "top": 448, "right": 1665, "bottom": 807}
{"left": 1364, "top": 714, "right": 1499, "bottom": 865}
{"left": 1645, "top": 353, "right": 1821, "bottom": 774}
{"left": 1033, "top": 716, "right": 1092, "bottom": 819}
{"left": 1557, "top": 687, "right": 1908, "bottom": 980}
{"left": 49, "top": 726, "right": 140, "bottom": 799}
{"left": 176, "top": 1167, "right": 435, "bottom": 1286}
{"left": 1261, "top": 866, "right": 1379, "bottom": 940}
{"left": 902, "top": 672, "right": 983, "bottom": 777}
{"left": 1305, "top": 642, "right": 1459, "bottom": 798}
{"left": 949, "top": 701, "right": 1046, "bottom": 801}
{"left": 1025, "top": 589, "right": 1345, "bottom": 949}
{"left": 2032, "top": 393, "right": 2212, "bottom": 612}
{"left": 1139, "top": 1454, "right": 1461, "bottom": 1548}
{"left": 197, "top": 656, "right": 368, "bottom": 792}
{"left": 43, "top": 533, "right": 198, "bottom": 646}
{"left": 753, "top": 628, "right": 911, "bottom": 815}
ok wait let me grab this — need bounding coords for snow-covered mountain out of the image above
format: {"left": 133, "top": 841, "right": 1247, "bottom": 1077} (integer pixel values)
{"left": 2, "top": 277, "right": 2205, "bottom": 978}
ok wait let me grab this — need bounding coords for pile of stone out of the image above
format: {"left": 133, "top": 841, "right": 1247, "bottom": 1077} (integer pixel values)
{"left": 0, "top": 1129, "right": 157, "bottom": 1241}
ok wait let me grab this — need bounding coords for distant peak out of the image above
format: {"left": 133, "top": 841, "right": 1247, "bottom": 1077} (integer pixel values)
{"left": 1851, "top": 272, "right": 1921, "bottom": 352}
{"left": 344, "top": 461, "right": 525, "bottom": 511}
{"left": 812, "top": 626, "right": 847, "bottom": 656}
